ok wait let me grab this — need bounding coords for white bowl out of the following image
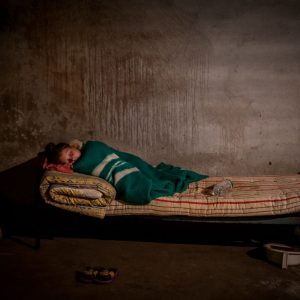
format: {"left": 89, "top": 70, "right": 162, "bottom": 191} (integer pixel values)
{"left": 264, "top": 243, "right": 300, "bottom": 269}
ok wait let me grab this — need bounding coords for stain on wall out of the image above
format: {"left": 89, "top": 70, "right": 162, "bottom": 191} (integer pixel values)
{"left": 0, "top": 0, "right": 299, "bottom": 175}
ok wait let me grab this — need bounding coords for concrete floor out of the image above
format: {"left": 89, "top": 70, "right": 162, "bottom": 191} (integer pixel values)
{"left": 1, "top": 232, "right": 300, "bottom": 300}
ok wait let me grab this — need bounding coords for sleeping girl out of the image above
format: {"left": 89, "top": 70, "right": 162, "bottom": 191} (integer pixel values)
{"left": 41, "top": 140, "right": 209, "bottom": 204}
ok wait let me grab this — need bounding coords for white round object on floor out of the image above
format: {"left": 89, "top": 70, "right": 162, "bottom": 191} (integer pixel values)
{"left": 264, "top": 243, "right": 300, "bottom": 269}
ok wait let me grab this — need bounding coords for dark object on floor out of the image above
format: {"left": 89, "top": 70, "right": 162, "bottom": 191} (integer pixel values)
{"left": 76, "top": 266, "right": 119, "bottom": 284}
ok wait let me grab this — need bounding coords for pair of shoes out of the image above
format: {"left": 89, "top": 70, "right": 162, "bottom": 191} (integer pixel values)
{"left": 76, "top": 266, "right": 119, "bottom": 284}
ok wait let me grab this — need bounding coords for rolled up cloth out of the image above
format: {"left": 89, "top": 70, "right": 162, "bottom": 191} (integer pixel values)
{"left": 39, "top": 170, "right": 116, "bottom": 218}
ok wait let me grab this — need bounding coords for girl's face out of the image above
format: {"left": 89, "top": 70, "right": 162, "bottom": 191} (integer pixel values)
{"left": 59, "top": 147, "right": 81, "bottom": 167}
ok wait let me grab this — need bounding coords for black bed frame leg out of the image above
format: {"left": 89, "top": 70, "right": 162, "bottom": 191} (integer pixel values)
{"left": 33, "top": 198, "right": 41, "bottom": 250}
{"left": 33, "top": 221, "right": 41, "bottom": 250}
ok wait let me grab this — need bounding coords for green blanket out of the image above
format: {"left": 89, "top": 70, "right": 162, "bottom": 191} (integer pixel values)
{"left": 73, "top": 141, "right": 208, "bottom": 204}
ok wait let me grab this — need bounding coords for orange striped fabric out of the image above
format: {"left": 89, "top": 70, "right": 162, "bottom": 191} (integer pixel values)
{"left": 105, "top": 175, "right": 300, "bottom": 217}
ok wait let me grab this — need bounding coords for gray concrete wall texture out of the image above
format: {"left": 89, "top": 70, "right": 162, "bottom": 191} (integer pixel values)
{"left": 0, "top": 0, "right": 299, "bottom": 175}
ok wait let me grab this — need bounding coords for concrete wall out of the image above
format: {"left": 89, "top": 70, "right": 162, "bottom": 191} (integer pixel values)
{"left": 0, "top": 0, "right": 299, "bottom": 175}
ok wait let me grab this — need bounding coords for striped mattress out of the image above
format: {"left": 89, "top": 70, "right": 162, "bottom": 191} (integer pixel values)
{"left": 105, "top": 175, "right": 300, "bottom": 218}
